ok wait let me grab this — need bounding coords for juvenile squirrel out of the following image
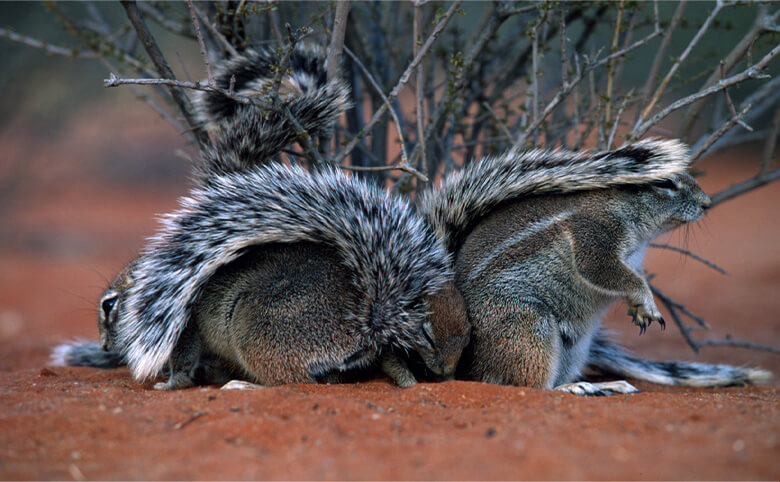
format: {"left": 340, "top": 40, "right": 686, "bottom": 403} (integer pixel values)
{"left": 52, "top": 44, "right": 470, "bottom": 389}
{"left": 419, "top": 139, "right": 771, "bottom": 394}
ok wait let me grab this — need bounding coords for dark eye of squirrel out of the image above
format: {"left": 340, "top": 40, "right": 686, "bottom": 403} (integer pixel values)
{"left": 101, "top": 296, "right": 117, "bottom": 319}
{"left": 651, "top": 179, "right": 677, "bottom": 190}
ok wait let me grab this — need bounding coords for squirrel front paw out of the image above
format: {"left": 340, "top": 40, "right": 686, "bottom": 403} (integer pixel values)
{"left": 627, "top": 298, "right": 665, "bottom": 335}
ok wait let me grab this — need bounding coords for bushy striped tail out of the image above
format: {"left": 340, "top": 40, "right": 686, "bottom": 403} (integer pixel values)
{"left": 419, "top": 139, "right": 691, "bottom": 252}
{"left": 194, "top": 43, "right": 350, "bottom": 177}
{"left": 588, "top": 333, "right": 772, "bottom": 387}
{"left": 50, "top": 341, "right": 126, "bottom": 369}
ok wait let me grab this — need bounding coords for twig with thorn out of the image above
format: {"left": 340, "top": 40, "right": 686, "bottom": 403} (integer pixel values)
{"left": 187, "top": 0, "right": 214, "bottom": 86}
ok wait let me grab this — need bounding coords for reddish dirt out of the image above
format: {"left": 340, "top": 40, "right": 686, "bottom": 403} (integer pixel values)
{"left": 0, "top": 104, "right": 778, "bottom": 479}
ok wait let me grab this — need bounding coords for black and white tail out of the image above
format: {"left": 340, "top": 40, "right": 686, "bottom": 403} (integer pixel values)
{"left": 194, "top": 43, "right": 350, "bottom": 177}
{"left": 50, "top": 341, "right": 126, "bottom": 369}
{"left": 588, "top": 333, "right": 772, "bottom": 387}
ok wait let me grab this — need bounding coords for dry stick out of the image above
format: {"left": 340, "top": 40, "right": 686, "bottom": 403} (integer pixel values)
{"left": 327, "top": 1, "right": 350, "bottom": 82}
{"left": 650, "top": 283, "right": 700, "bottom": 352}
{"left": 690, "top": 103, "right": 752, "bottom": 162}
{"left": 604, "top": 0, "right": 624, "bottom": 127}
{"left": 190, "top": 2, "right": 240, "bottom": 58}
{"left": 636, "top": 1, "right": 686, "bottom": 126}
{"left": 268, "top": 7, "right": 284, "bottom": 46}
{"left": 648, "top": 243, "right": 728, "bottom": 275}
{"left": 481, "top": 102, "right": 513, "bottom": 141}
{"left": 640, "top": 0, "right": 729, "bottom": 121}
{"left": 761, "top": 104, "right": 780, "bottom": 173}
{"left": 332, "top": 0, "right": 463, "bottom": 167}
{"left": 343, "top": 46, "right": 410, "bottom": 166}
{"left": 696, "top": 339, "right": 780, "bottom": 354}
{"left": 530, "top": 18, "right": 540, "bottom": 145}
{"left": 136, "top": 2, "right": 193, "bottom": 38}
{"left": 174, "top": 411, "right": 208, "bottom": 430}
{"left": 606, "top": 90, "right": 632, "bottom": 149}
{"left": 709, "top": 167, "right": 780, "bottom": 208}
{"left": 512, "top": 27, "right": 662, "bottom": 150}
{"left": 187, "top": 0, "right": 214, "bottom": 86}
{"left": 120, "top": 0, "right": 208, "bottom": 149}
{"left": 680, "top": 5, "right": 778, "bottom": 138}
{"left": 719, "top": 62, "right": 753, "bottom": 133}
{"left": 0, "top": 27, "right": 95, "bottom": 58}
{"left": 631, "top": 42, "right": 780, "bottom": 140}
{"left": 413, "top": 1, "right": 427, "bottom": 180}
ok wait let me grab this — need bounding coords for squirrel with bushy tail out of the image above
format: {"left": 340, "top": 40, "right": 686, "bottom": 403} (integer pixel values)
{"left": 52, "top": 44, "right": 470, "bottom": 389}
{"left": 53, "top": 44, "right": 769, "bottom": 394}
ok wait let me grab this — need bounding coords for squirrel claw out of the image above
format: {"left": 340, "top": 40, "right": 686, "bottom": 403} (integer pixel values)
{"left": 659, "top": 316, "right": 666, "bottom": 330}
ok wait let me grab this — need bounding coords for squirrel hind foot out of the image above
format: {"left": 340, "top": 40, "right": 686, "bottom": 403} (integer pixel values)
{"left": 554, "top": 380, "right": 639, "bottom": 396}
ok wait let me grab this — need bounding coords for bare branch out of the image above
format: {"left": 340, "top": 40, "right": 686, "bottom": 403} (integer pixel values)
{"left": 648, "top": 243, "right": 728, "bottom": 275}
{"left": 604, "top": 1, "right": 624, "bottom": 128}
{"left": 482, "top": 102, "right": 513, "bottom": 141}
{"left": 190, "top": 2, "right": 240, "bottom": 58}
{"left": 761, "top": 104, "right": 780, "bottom": 173}
{"left": 136, "top": 2, "right": 193, "bottom": 38}
{"left": 513, "top": 27, "right": 662, "bottom": 150}
{"left": 690, "top": 103, "right": 752, "bottom": 162}
{"left": 637, "top": 1, "right": 686, "bottom": 125}
{"left": 0, "top": 27, "right": 95, "bottom": 58}
{"left": 187, "top": 0, "right": 214, "bottom": 86}
{"left": 607, "top": 89, "right": 632, "bottom": 149}
{"left": 327, "top": 1, "right": 350, "bottom": 82}
{"left": 631, "top": 41, "right": 780, "bottom": 139}
{"left": 333, "top": 0, "right": 463, "bottom": 166}
{"left": 696, "top": 339, "right": 780, "bottom": 354}
{"left": 413, "top": 1, "right": 427, "bottom": 181}
{"left": 710, "top": 168, "right": 780, "bottom": 208}
{"left": 120, "top": 0, "right": 208, "bottom": 148}
{"left": 641, "top": 0, "right": 729, "bottom": 120}
{"left": 650, "top": 283, "right": 700, "bottom": 352}
{"left": 343, "top": 46, "right": 409, "bottom": 166}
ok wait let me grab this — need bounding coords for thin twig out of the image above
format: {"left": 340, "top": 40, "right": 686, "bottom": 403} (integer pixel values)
{"left": 709, "top": 168, "right": 780, "bottom": 208}
{"left": 413, "top": 1, "right": 427, "bottom": 179}
{"left": 650, "top": 283, "right": 700, "bottom": 352}
{"left": 512, "top": 26, "right": 662, "bottom": 150}
{"left": 174, "top": 411, "right": 208, "bottom": 430}
{"left": 641, "top": 0, "right": 728, "bottom": 120}
{"left": 481, "top": 102, "right": 513, "bottom": 140}
{"left": 327, "top": 1, "right": 350, "bottom": 82}
{"left": 631, "top": 41, "right": 780, "bottom": 139}
{"left": 120, "top": 0, "right": 208, "bottom": 148}
{"left": 343, "top": 46, "right": 409, "bottom": 166}
{"left": 190, "top": 2, "right": 240, "bottom": 58}
{"left": 187, "top": 0, "right": 214, "bottom": 86}
{"left": 0, "top": 27, "right": 95, "bottom": 58}
{"left": 761, "top": 104, "right": 780, "bottom": 173}
{"left": 696, "top": 339, "right": 780, "bottom": 354}
{"left": 719, "top": 62, "right": 753, "bottom": 132}
{"left": 604, "top": 0, "right": 624, "bottom": 127}
{"left": 333, "top": 0, "right": 463, "bottom": 166}
{"left": 690, "top": 103, "right": 752, "bottom": 162}
{"left": 648, "top": 243, "right": 728, "bottom": 275}
{"left": 607, "top": 89, "right": 632, "bottom": 149}
{"left": 136, "top": 2, "right": 194, "bottom": 38}
{"left": 637, "top": 1, "right": 686, "bottom": 125}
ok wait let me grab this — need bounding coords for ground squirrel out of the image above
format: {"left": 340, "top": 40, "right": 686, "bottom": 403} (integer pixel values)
{"left": 52, "top": 44, "right": 470, "bottom": 389}
{"left": 419, "top": 139, "right": 771, "bottom": 394}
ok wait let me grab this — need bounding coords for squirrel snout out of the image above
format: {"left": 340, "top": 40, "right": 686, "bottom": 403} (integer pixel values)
{"left": 700, "top": 193, "right": 712, "bottom": 209}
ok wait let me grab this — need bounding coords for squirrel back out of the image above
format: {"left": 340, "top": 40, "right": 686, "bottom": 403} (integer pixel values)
{"left": 418, "top": 139, "right": 690, "bottom": 253}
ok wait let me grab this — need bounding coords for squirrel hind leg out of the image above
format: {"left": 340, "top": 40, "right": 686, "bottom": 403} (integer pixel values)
{"left": 554, "top": 380, "right": 639, "bottom": 396}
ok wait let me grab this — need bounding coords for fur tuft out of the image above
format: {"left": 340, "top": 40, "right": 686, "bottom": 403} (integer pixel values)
{"left": 419, "top": 138, "right": 691, "bottom": 252}
{"left": 194, "top": 44, "right": 350, "bottom": 177}
{"left": 588, "top": 332, "right": 772, "bottom": 387}
{"left": 118, "top": 164, "right": 452, "bottom": 380}
{"left": 50, "top": 341, "right": 126, "bottom": 369}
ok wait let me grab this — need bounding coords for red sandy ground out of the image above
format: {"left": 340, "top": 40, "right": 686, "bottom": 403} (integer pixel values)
{"left": 0, "top": 106, "right": 778, "bottom": 479}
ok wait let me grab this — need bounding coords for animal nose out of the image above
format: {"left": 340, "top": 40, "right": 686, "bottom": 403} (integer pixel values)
{"left": 700, "top": 193, "right": 712, "bottom": 209}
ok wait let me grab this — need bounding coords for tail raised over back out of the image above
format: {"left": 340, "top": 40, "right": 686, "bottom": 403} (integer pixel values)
{"left": 195, "top": 43, "right": 350, "bottom": 177}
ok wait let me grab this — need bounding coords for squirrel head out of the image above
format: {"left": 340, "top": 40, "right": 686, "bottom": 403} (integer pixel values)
{"left": 618, "top": 171, "right": 711, "bottom": 237}
{"left": 413, "top": 281, "right": 471, "bottom": 379}
{"left": 98, "top": 260, "right": 137, "bottom": 353}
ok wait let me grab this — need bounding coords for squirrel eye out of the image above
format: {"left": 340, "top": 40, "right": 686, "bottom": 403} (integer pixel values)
{"left": 651, "top": 179, "right": 677, "bottom": 190}
{"left": 101, "top": 296, "right": 118, "bottom": 319}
